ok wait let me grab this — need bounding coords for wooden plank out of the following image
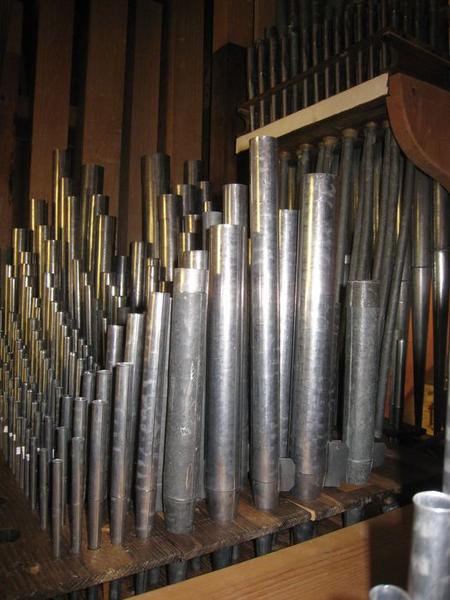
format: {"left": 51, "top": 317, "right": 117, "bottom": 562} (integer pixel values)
{"left": 119, "top": 0, "right": 162, "bottom": 250}
{"left": 139, "top": 506, "right": 413, "bottom": 599}
{"left": 81, "top": 0, "right": 128, "bottom": 218}
{"left": 212, "top": 0, "right": 253, "bottom": 52}
{"left": 209, "top": 43, "right": 247, "bottom": 200}
{"left": 0, "top": 444, "right": 437, "bottom": 599}
{"left": 236, "top": 74, "right": 389, "bottom": 153}
{"left": 28, "top": 0, "right": 74, "bottom": 205}
{"left": 253, "top": 0, "right": 276, "bottom": 40}
{"left": 162, "top": 0, "right": 205, "bottom": 185}
{"left": 387, "top": 73, "right": 450, "bottom": 193}
{"left": 0, "top": 1, "right": 22, "bottom": 247}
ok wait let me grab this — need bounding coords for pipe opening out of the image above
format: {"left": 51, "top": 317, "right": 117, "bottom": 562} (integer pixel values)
{"left": 413, "top": 490, "right": 450, "bottom": 512}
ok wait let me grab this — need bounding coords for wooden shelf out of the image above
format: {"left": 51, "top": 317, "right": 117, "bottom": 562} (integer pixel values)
{"left": 0, "top": 446, "right": 441, "bottom": 599}
{"left": 140, "top": 505, "right": 414, "bottom": 600}
{"left": 235, "top": 74, "right": 389, "bottom": 154}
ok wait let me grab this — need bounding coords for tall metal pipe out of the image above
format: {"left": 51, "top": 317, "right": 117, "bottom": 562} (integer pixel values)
{"left": 249, "top": 136, "right": 279, "bottom": 510}
{"left": 291, "top": 173, "right": 337, "bottom": 501}
{"left": 71, "top": 436, "right": 84, "bottom": 554}
{"left": 202, "top": 211, "right": 222, "bottom": 251}
{"left": 432, "top": 182, "right": 450, "bottom": 434}
{"left": 343, "top": 281, "right": 379, "bottom": 484}
{"left": 123, "top": 312, "right": 145, "bottom": 498}
{"left": 376, "top": 161, "right": 414, "bottom": 438}
{"left": 158, "top": 194, "right": 181, "bottom": 282}
{"left": 223, "top": 183, "right": 249, "bottom": 486}
{"left": 407, "top": 491, "right": 450, "bottom": 600}
{"left": 206, "top": 225, "right": 243, "bottom": 522}
{"left": 411, "top": 171, "right": 432, "bottom": 429}
{"left": 183, "top": 160, "right": 203, "bottom": 186}
{"left": 110, "top": 362, "right": 134, "bottom": 545}
{"left": 87, "top": 399, "right": 108, "bottom": 549}
{"left": 135, "top": 292, "right": 171, "bottom": 539}
{"left": 130, "top": 241, "right": 148, "bottom": 312}
{"left": 141, "top": 154, "right": 170, "bottom": 253}
{"left": 51, "top": 458, "right": 63, "bottom": 558}
{"left": 105, "top": 324, "right": 124, "bottom": 371}
{"left": 163, "top": 268, "right": 208, "bottom": 533}
{"left": 278, "top": 209, "right": 298, "bottom": 458}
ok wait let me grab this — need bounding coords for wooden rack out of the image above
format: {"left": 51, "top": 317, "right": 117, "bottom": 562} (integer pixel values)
{"left": 0, "top": 445, "right": 441, "bottom": 599}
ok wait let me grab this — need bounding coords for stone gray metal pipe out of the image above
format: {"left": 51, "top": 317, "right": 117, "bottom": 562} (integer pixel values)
{"left": 291, "top": 173, "right": 337, "bottom": 501}
{"left": 135, "top": 292, "right": 171, "bottom": 539}
{"left": 249, "top": 136, "right": 279, "bottom": 510}
{"left": 87, "top": 399, "right": 108, "bottom": 549}
{"left": 158, "top": 194, "right": 181, "bottom": 283}
{"left": 110, "top": 362, "right": 134, "bottom": 545}
{"left": 278, "top": 209, "right": 298, "bottom": 458}
{"left": 163, "top": 268, "right": 208, "bottom": 533}
{"left": 343, "top": 281, "right": 379, "bottom": 484}
{"left": 206, "top": 224, "right": 243, "bottom": 522}
{"left": 408, "top": 491, "right": 450, "bottom": 600}
{"left": 141, "top": 153, "right": 170, "bottom": 253}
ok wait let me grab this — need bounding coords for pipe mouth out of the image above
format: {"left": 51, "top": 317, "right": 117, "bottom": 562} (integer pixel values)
{"left": 369, "top": 584, "right": 410, "bottom": 600}
{"left": 413, "top": 490, "right": 450, "bottom": 513}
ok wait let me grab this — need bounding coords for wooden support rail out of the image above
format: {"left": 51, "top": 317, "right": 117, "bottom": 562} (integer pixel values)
{"left": 0, "top": 446, "right": 441, "bottom": 599}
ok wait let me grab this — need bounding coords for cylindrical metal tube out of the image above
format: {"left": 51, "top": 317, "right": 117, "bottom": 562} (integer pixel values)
{"left": 71, "top": 436, "right": 84, "bottom": 554}
{"left": 105, "top": 325, "right": 124, "bottom": 371}
{"left": 86, "top": 194, "right": 109, "bottom": 273}
{"left": 163, "top": 268, "right": 208, "bottom": 533}
{"left": 123, "top": 312, "right": 146, "bottom": 497}
{"left": 87, "top": 399, "right": 108, "bottom": 549}
{"left": 206, "top": 225, "right": 243, "bottom": 522}
{"left": 110, "top": 362, "right": 134, "bottom": 545}
{"left": 291, "top": 173, "right": 337, "bottom": 501}
{"left": 411, "top": 171, "right": 432, "bottom": 428}
{"left": 94, "top": 215, "right": 116, "bottom": 299}
{"left": 130, "top": 241, "right": 148, "bottom": 312}
{"left": 183, "top": 159, "right": 203, "bottom": 186}
{"left": 141, "top": 154, "right": 170, "bottom": 251}
{"left": 39, "top": 447, "right": 49, "bottom": 530}
{"left": 343, "top": 281, "right": 379, "bottom": 484}
{"left": 51, "top": 458, "right": 63, "bottom": 558}
{"left": 408, "top": 491, "right": 450, "bottom": 600}
{"left": 249, "top": 136, "right": 279, "bottom": 510}
{"left": 135, "top": 292, "right": 171, "bottom": 539}
{"left": 370, "top": 585, "right": 411, "bottom": 600}
{"left": 158, "top": 194, "right": 181, "bottom": 282}
{"left": 278, "top": 209, "right": 298, "bottom": 458}
{"left": 202, "top": 211, "right": 222, "bottom": 251}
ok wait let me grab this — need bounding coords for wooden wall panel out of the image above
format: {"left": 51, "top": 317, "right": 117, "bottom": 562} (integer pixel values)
{"left": 253, "top": 0, "right": 276, "bottom": 40}
{"left": 81, "top": 0, "right": 128, "bottom": 218}
{"left": 0, "top": 1, "right": 22, "bottom": 246}
{"left": 162, "top": 0, "right": 205, "bottom": 185}
{"left": 213, "top": 0, "right": 254, "bottom": 51}
{"left": 29, "top": 0, "right": 74, "bottom": 204}
{"left": 119, "top": 0, "right": 162, "bottom": 249}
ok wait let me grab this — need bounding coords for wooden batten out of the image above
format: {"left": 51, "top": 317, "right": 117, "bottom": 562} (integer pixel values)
{"left": 29, "top": 0, "right": 74, "bottom": 206}
{"left": 119, "top": 0, "right": 163, "bottom": 250}
{"left": 81, "top": 0, "right": 128, "bottom": 219}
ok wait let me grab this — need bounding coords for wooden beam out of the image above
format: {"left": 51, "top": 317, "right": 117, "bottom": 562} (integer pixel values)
{"left": 119, "top": 0, "right": 162, "bottom": 250}
{"left": 387, "top": 73, "right": 450, "bottom": 193}
{"left": 212, "top": 0, "right": 253, "bottom": 52}
{"left": 253, "top": 0, "right": 276, "bottom": 40}
{"left": 209, "top": 43, "right": 247, "bottom": 200}
{"left": 162, "top": 0, "right": 205, "bottom": 185}
{"left": 0, "top": 0, "right": 22, "bottom": 246}
{"left": 29, "top": 0, "right": 74, "bottom": 204}
{"left": 81, "top": 0, "right": 128, "bottom": 218}
{"left": 139, "top": 507, "right": 413, "bottom": 599}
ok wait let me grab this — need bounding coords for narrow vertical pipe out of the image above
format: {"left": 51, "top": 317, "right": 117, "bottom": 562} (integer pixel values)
{"left": 135, "top": 292, "right": 171, "bottom": 539}
{"left": 343, "top": 281, "right": 379, "bottom": 484}
{"left": 411, "top": 171, "right": 432, "bottom": 429}
{"left": 87, "top": 399, "right": 108, "bottom": 549}
{"left": 291, "top": 174, "right": 337, "bottom": 501}
{"left": 249, "top": 136, "right": 279, "bottom": 510}
{"left": 110, "top": 362, "right": 134, "bottom": 545}
{"left": 141, "top": 154, "right": 170, "bottom": 252}
{"left": 407, "top": 491, "right": 450, "bottom": 600}
{"left": 158, "top": 194, "right": 182, "bottom": 283}
{"left": 51, "top": 458, "right": 63, "bottom": 558}
{"left": 278, "top": 209, "right": 298, "bottom": 458}
{"left": 206, "top": 225, "right": 243, "bottom": 522}
{"left": 163, "top": 268, "right": 208, "bottom": 533}
{"left": 71, "top": 436, "right": 84, "bottom": 554}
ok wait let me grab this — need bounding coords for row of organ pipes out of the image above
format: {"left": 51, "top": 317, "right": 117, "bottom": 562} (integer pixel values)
{"left": 1, "top": 119, "right": 450, "bottom": 595}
